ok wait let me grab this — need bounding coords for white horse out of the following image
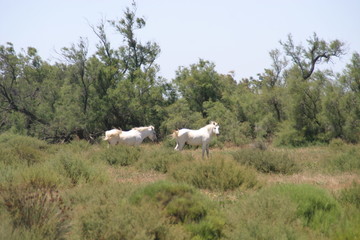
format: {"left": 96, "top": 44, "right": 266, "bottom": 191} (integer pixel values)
{"left": 173, "top": 121, "right": 220, "bottom": 158}
{"left": 104, "top": 126, "right": 157, "bottom": 147}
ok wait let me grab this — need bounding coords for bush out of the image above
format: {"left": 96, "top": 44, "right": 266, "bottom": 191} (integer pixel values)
{"left": 339, "top": 182, "right": 360, "bottom": 208}
{"left": 81, "top": 202, "right": 171, "bottom": 240}
{"left": 326, "top": 147, "right": 360, "bottom": 172}
{"left": 231, "top": 148, "right": 299, "bottom": 174}
{"left": 129, "top": 181, "right": 225, "bottom": 239}
{"left": 130, "top": 181, "right": 208, "bottom": 223}
{"left": 225, "top": 184, "right": 342, "bottom": 239}
{"left": 272, "top": 184, "right": 341, "bottom": 233}
{"left": 1, "top": 184, "right": 71, "bottom": 240}
{"left": 225, "top": 187, "right": 302, "bottom": 240}
{"left": 170, "top": 156, "right": 258, "bottom": 191}
{"left": 329, "top": 138, "right": 346, "bottom": 150}
{"left": 55, "top": 151, "right": 108, "bottom": 185}
{"left": 136, "top": 147, "right": 193, "bottom": 173}
{"left": 93, "top": 145, "right": 140, "bottom": 166}
{"left": 0, "top": 133, "right": 48, "bottom": 166}
{"left": 12, "top": 163, "right": 67, "bottom": 189}
{"left": 274, "top": 121, "right": 307, "bottom": 147}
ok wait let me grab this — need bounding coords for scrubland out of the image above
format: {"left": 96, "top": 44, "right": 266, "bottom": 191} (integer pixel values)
{"left": 1, "top": 134, "right": 360, "bottom": 240}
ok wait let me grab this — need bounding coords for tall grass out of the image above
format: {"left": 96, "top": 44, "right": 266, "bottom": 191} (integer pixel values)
{"left": 1, "top": 184, "right": 71, "bottom": 240}
{"left": 326, "top": 146, "right": 360, "bottom": 172}
{"left": 225, "top": 184, "right": 342, "bottom": 239}
{"left": 231, "top": 148, "right": 299, "bottom": 174}
{"left": 0, "top": 133, "right": 49, "bottom": 166}
{"left": 92, "top": 145, "right": 141, "bottom": 166}
{"left": 129, "top": 181, "right": 225, "bottom": 239}
{"left": 1, "top": 133, "right": 360, "bottom": 239}
{"left": 136, "top": 146, "right": 193, "bottom": 173}
{"left": 170, "top": 155, "right": 258, "bottom": 191}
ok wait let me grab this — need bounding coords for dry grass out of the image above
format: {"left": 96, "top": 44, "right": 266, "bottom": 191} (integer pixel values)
{"left": 258, "top": 172, "right": 360, "bottom": 191}
{"left": 107, "top": 167, "right": 166, "bottom": 184}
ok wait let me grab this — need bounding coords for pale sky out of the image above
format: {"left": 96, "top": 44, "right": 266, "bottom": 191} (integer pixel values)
{"left": 1, "top": 0, "right": 359, "bottom": 81}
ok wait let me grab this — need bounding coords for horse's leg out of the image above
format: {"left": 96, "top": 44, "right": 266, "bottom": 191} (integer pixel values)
{"left": 174, "top": 141, "right": 179, "bottom": 150}
{"left": 202, "top": 143, "right": 206, "bottom": 158}
{"left": 206, "top": 144, "right": 209, "bottom": 158}
{"left": 177, "top": 141, "right": 185, "bottom": 151}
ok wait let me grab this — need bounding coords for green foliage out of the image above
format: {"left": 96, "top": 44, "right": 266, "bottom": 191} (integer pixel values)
{"left": 170, "top": 157, "right": 258, "bottom": 191}
{"left": 160, "top": 99, "right": 205, "bottom": 136}
{"left": 93, "top": 145, "right": 141, "bottom": 166}
{"left": 273, "top": 184, "right": 341, "bottom": 233}
{"left": 339, "top": 182, "right": 360, "bottom": 208}
{"left": 136, "top": 146, "right": 193, "bottom": 173}
{"left": 225, "top": 187, "right": 302, "bottom": 240}
{"left": 274, "top": 120, "right": 307, "bottom": 147}
{"left": 1, "top": 184, "right": 71, "bottom": 240}
{"left": 174, "top": 59, "right": 222, "bottom": 115}
{"left": 12, "top": 163, "right": 67, "bottom": 190}
{"left": 55, "top": 150, "right": 108, "bottom": 185}
{"left": 327, "top": 146, "right": 360, "bottom": 172}
{"left": 231, "top": 148, "right": 299, "bottom": 174}
{"left": 130, "top": 181, "right": 207, "bottom": 222}
{"left": 226, "top": 184, "right": 341, "bottom": 239}
{"left": 130, "top": 181, "right": 225, "bottom": 239}
{"left": 81, "top": 201, "right": 171, "bottom": 240}
{"left": 0, "top": 133, "right": 48, "bottom": 166}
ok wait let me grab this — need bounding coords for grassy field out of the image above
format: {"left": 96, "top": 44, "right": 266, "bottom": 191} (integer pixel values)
{"left": 0, "top": 133, "right": 360, "bottom": 240}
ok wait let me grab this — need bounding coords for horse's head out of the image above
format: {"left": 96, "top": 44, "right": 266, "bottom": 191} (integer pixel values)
{"left": 210, "top": 121, "right": 220, "bottom": 135}
{"left": 148, "top": 126, "right": 157, "bottom": 141}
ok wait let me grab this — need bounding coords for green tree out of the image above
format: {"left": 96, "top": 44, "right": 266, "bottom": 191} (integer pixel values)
{"left": 274, "top": 33, "right": 346, "bottom": 144}
{"left": 174, "top": 59, "right": 222, "bottom": 116}
{"left": 280, "top": 33, "right": 345, "bottom": 80}
{"left": 0, "top": 43, "right": 49, "bottom": 131}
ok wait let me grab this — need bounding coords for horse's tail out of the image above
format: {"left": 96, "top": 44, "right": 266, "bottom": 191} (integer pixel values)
{"left": 172, "top": 130, "right": 179, "bottom": 139}
{"left": 104, "top": 129, "right": 122, "bottom": 141}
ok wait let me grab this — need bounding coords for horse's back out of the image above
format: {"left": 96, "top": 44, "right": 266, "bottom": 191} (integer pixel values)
{"left": 104, "top": 129, "right": 122, "bottom": 140}
{"left": 119, "top": 129, "right": 141, "bottom": 145}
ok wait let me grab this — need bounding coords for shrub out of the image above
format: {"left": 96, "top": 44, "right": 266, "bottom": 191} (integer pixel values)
{"left": 81, "top": 202, "right": 170, "bottom": 240}
{"left": 272, "top": 184, "right": 341, "bottom": 234}
{"left": 170, "top": 157, "right": 258, "bottom": 191}
{"left": 231, "top": 148, "right": 299, "bottom": 174}
{"left": 326, "top": 147, "right": 360, "bottom": 172}
{"left": 339, "top": 182, "right": 360, "bottom": 208}
{"left": 0, "top": 133, "right": 48, "bottom": 150}
{"left": 225, "top": 184, "right": 342, "bottom": 239}
{"left": 274, "top": 121, "right": 307, "bottom": 147}
{"left": 93, "top": 145, "right": 140, "bottom": 166}
{"left": 329, "top": 138, "right": 346, "bottom": 150}
{"left": 0, "top": 133, "right": 48, "bottom": 166}
{"left": 136, "top": 147, "right": 193, "bottom": 173}
{"left": 130, "top": 181, "right": 208, "bottom": 223}
{"left": 129, "top": 181, "right": 225, "bottom": 239}
{"left": 1, "top": 184, "right": 71, "bottom": 239}
{"left": 12, "top": 163, "right": 67, "bottom": 189}
{"left": 225, "top": 187, "right": 302, "bottom": 240}
{"left": 55, "top": 151, "right": 108, "bottom": 185}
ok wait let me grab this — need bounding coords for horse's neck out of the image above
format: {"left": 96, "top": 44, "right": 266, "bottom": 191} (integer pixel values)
{"left": 203, "top": 125, "right": 214, "bottom": 136}
{"left": 138, "top": 129, "right": 151, "bottom": 139}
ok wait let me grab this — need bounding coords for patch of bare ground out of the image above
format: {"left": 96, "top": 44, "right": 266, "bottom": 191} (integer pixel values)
{"left": 108, "top": 167, "right": 166, "bottom": 184}
{"left": 258, "top": 172, "right": 360, "bottom": 191}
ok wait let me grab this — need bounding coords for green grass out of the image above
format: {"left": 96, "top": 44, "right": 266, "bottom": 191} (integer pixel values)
{"left": 170, "top": 155, "right": 258, "bottom": 191}
{"left": 0, "top": 133, "right": 360, "bottom": 240}
{"left": 231, "top": 148, "right": 299, "bottom": 174}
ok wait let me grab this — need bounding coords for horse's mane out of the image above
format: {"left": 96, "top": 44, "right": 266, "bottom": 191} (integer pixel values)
{"left": 206, "top": 121, "right": 218, "bottom": 127}
{"left": 132, "top": 126, "right": 153, "bottom": 132}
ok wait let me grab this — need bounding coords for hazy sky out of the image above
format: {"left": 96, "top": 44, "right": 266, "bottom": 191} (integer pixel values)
{"left": 1, "top": 0, "right": 359, "bottom": 81}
